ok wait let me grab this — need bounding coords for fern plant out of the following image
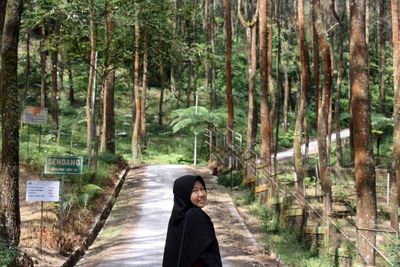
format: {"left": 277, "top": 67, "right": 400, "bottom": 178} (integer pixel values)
{"left": 170, "top": 106, "right": 226, "bottom": 134}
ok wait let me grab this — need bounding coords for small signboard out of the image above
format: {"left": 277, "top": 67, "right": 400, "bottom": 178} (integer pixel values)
{"left": 26, "top": 180, "right": 60, "bottom": 202}
{"left": 23, "top": 106, "right": 48, "bottom": 125}
{"left": 45, "top": 156, "right": 83, "bottom": 175}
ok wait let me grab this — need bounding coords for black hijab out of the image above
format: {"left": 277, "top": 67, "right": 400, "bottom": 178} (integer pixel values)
{"left": 162, "top": 175, "right": 222, "bottom": 267}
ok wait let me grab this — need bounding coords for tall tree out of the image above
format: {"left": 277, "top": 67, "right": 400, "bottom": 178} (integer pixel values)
{"left": 101, "top": 0, "right": 116, "bottom": 154}
{"left": 259, "top": 0, "right": 272, "bottom": 166}
{"left": 294, "top": 0, "right": 310, "bottom": 201}
{"left": 377, "top": 0, "right": 386, "bottom": 113}
{"left": 332, "top": 0, "right": 345, "bottom": 167}
{"left": 268, "top": 0, "right": 276, "bottom": 153}
{"left": 158, "top": 52, "right": 165, "bottom": 127}
{"left": 391, "top": 0, "right": 400, "bottom": 233}
{"left": 224, "top": 0, "right": 233, "bottom": 146}
{"left": 50, "top": 21, "right": 60, "bottom": 132}
{"left": 140, "top": 29, "right": 149, "bottom": 150}
{"left": 314, "top": 0, "right": 333, "bottom": 216}
{"left": 204, "top": 0, "right": 210, "bottom": 94}
{"left": 0, "top": 0, "right": 23, "bottom": 248}
{"left": 238, "top": 0, "right": 258, "bottom": 152}
{"left": 0, "top": 0, "right": 6, "bottom": 102}
{"left": 132, "top": 21, "right": 141, "bottom": 160}
{"left": 87, "top": 0, "right": 97, "bottom": 168}
{"left": 39, "top": 25, "right": 47, "bottom": 109}
{"left": 210, "top": 0, "right": 217, "bottom": 110}
{"left": 0, "top": 0, "right": 6, "bottom": 60}
{"left": 350, "top": 0, "right": 376, "bottom": 264}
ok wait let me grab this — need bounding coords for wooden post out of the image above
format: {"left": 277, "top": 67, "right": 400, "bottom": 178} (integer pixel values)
{"left": 40, "top": 201, "right": 43, "bottom": 253}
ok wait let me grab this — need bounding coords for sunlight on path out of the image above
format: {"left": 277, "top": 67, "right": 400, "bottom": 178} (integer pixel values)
{"left": 76, "top": 165, "right": 189, "bottom": 266}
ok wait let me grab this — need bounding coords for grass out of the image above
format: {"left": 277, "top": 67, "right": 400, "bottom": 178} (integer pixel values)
{"left": 227, "top": 184, "right": 334, "bottom": 267}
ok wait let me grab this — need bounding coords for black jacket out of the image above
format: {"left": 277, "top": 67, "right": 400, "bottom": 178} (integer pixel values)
{"left": 162, "top": 175, "right": 222, "bottom": 267}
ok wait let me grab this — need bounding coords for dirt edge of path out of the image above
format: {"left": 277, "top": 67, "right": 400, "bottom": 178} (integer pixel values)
{"left": 60, "top": 167, "right": 131, "bottom": 267}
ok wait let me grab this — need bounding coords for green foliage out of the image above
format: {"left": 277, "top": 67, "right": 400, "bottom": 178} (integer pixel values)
{"left": 232, "top": 187, "right": 255, "bottom": 205}
{"left": 371, "top": 112, "right": 394, "bottom": 137}
{"left": 217, "top": 171, "right": 243, "bottom": 188}
{"left": 170, "top": 106, "right": 226, "bottom": 134}
{"left": 385, "top": 236, "right": 400, "bottom": 266}
{"left": 81, "top": 184, "right": 102, "bottom": 209}
{"left": 0, "top": 244, "right": 17, "bottom": 266}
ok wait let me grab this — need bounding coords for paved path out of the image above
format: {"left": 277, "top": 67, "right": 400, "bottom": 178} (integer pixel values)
{"left": 276, "top": 128, "right": 350, "bottom": 160}
{"left": 76, "top": 165, "right": 271, "bottom": 267}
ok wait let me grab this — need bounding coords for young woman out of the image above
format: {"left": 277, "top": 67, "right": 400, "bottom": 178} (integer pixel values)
{"left": 162, "top": 175, "right": 222, "bottom": 267}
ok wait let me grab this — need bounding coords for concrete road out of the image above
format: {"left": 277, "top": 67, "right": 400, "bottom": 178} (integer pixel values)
{"left": 76, "top": 165, "right": 181, "bottom": 266}
{"left": 76, "top": 165, "right": 246, "bottom": 267}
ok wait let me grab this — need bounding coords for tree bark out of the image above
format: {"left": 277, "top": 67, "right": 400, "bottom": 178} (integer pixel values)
{"left": 140, "top": 30, "right": 149, "bottom": 150}
{"left": 268, "top": 0, "right": 276, "bottom": 154}
{"left": 210, "top": 0, "right": 216, "bottom": 110}
{"left": 204, "top": 0, "right": 210, "bottom": 95}
{"left": 314, "top": 0, "right": 333, "bottom": 216}
{"left": 132, "top": 22, "right": 141, "bottom": 160}
{"left": 331, "top": 0, "right": 344, "bottom": 167}
{"left": 158, "top": 54, "right": 165, "bottom": 127}
{"left": 68, "top": 64, "right": 74, "bottom": 104}
{"left": 391, "top": 0, "right": 400, "bottom": 227}
{"left": 294, "top": 0, "right": 310, "bottom": 202}
{"left": 238, "top": 0, "right": 258, "bottom": 152}
{"left": 86, "top": 0, "right": 97, "bottom": 163}
{"left": 0, "top": 0, "right": 23, "bottom": 248}
{"left": 50, "top": 22, "right": 60, "bottom": 132}
{"left": 377, "top": 0, "right": 386, "bottom": 114}
{"left": 224, "top": 0, "right": 233, "bottom": 146}
{"left": 350, "top": 0, "right": 376, "bottom": 264}
{"left": 259, "top": 0, "right": 272, "bottom": 166}
{"left": 40, "top": 25, "right": 47, "bottom": 109}
{"left": 101, "top": 0, "right": 116, "bottom": 154}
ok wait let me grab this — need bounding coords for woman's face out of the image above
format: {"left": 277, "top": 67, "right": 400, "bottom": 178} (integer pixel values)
{"left": 190, "top": 180, "right": 207, "bottom": 208}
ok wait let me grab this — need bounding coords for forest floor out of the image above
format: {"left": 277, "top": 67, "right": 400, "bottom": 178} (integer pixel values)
{"left": 18, "top": 163, "right": 282, "bottom": 267}
{"left": 18, "top": 161, "right": 126, "bottom": 266}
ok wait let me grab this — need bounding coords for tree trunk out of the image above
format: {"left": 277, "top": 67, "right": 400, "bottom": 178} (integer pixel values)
{"left": 391, "top": 0, "right": 400, "bottom": 228}
{"left": 238, "top": 0, "right": 258, "bottom": 152}
{"left": 50, "top": 22, "right": 60, "bottom": 132}
{"left": 23, "top": 32, "right": 30, "bottom": 102}
{"left": 204, "top": 0, "right": 210, "bottom": 95}
{"left": 0, "top": 0, "right": 5, "bottom": 53}
{"left": 332, "top": 0, "right": 345, "bottom": 167}
{"left": 158, "top": 54, "right": 165, "bottom": 127}
{"left": 260, "top": 0, "right": 272, "bottom": 166}
{"left": 68, "top": 64, "right": 74, "bottom": 104}
{"left": 86, "top": 0, "right": 97, "bottom": 163}
{"left": 40, "top": 26, "right": 47, "bottom": 109}
{"left": 0, "top": 0, "right": 23, "bottom": 248}
{"left": 101, "top": 0, "right": 115, "bottom": 154}
{"left": 210, "top": 0, "right": 217, "bottom": 110}
{"left": 140, "top": 30, "right": 149, "bottom": 150}
{"left": 224, "top": 0, "right": 233, "bottom": 146}
{"left": 378, "top": 0, "right": 386, "bottom": 114}
{"left": 268, "top": 0, "right": 276, "bottom": 154}
{"left": 294, "top": 0, "right": 310, "bottom": 203}
{"left": 132, "top": 23, "right": 141, "bottom": 160}
{"left": 314, "top": 0, "right": 333, "bottom": 216}
{"left": 283, "top": 48, "right": 289, "bottom": 133}
{"left": 350, "top": 0, "right": 376, "bottom": 264}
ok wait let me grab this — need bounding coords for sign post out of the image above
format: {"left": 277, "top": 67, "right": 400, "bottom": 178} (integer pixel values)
{"left": 22, "top": 106, "right": 48, "bottom": 154}
{"left": 44, "top": 155, "right": 83, "bottom": 252}
{"left": 26, "top": 180, "right": 60, "bottom": 252}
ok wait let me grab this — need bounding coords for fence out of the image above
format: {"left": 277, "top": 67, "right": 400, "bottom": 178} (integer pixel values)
{"left": 205, "top": 127, "right": 398, "bottom": 266}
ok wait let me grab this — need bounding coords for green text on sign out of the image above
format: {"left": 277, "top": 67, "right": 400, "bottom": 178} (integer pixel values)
{"left": 45, "top": 156, "right": 83, "bottom": 174}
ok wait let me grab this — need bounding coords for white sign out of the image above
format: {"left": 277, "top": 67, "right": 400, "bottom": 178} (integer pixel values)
{"left": 23, "top": 106, "right": 48, "bottom": 125}
{"left": 26, "top": 180, "right": 60, "bottom": 202}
